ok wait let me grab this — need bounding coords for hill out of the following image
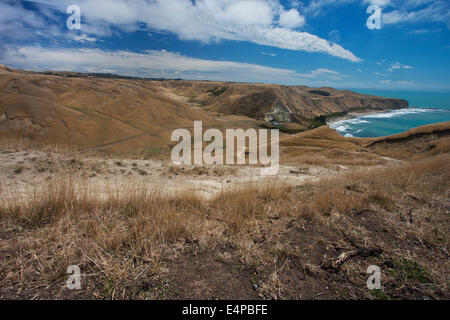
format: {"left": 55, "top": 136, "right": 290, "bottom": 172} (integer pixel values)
{"left": 280, "top": 122, "right": 450, "bottom": 163}
{"left": 0, "top": 65, "right": 408, "bottom": 154}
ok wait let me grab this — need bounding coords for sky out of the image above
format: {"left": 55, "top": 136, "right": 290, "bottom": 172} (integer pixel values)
{"left": 0, "top": 0, "right": 449, "bottom": 90}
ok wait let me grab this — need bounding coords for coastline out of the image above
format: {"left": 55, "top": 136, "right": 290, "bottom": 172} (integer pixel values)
{"left": 326, "top": 106, "right": 450, "bottom": 126}
{"left": 325, "top": 108, "right": 401, "bottom": 125}
{"left": 327, "top": 106, "right": 450, "bottom": 139}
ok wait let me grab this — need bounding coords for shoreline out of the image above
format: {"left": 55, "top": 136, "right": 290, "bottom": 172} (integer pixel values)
{"left": 325, "top": 106, "right": 450, "bottom": 126}
{"left": 327, "top": 107, "right": 450, "bottom": 139}
{"left": 325, "top": 108, "right": 401, "bottom": 125}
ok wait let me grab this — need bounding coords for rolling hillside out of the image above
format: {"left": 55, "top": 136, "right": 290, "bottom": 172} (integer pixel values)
{"left": 0, "top": 65, "right": 408, "bottom": 154}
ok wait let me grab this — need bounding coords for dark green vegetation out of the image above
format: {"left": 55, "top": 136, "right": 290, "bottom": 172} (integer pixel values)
{"left": 309, "top": 90, "right": 331, "bottom": 96}
{"left": 258, "top": 123, "right": 305, "bottom": 134}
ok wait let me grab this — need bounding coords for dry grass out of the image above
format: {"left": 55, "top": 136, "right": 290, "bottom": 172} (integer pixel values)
{"left": 212, "top": 181, "right": 292, "bottom": 233}
{"left": 0, "top": 133, "right": 70, "bottom": 153}
{"left": 280, "top": 123, "right": 450, "bottom": 165}
{"left": 281, "top": 146, "right": 386, "bottom": 167}
{"left": 0, "top": 153, "right": 448, "bottom": 299}
{"left": 431, "top": 137, "right": 450, "bottom": 155}
{"left": 365, "top": 121, "right": 450, "bottom": 146}
{"left": 0, "top": 175, "right": 292, "bottom": 299}
{"left": 304, "top": 154, "right": 449, "bottom": 215}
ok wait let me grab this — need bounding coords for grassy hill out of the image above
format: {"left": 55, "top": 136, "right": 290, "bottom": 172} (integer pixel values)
{"left": 0, "top": 65, "right": 408, "bottom": 155}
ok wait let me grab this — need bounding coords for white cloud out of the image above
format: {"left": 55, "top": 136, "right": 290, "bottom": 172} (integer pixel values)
{"left": 244, "top": 27, "right": 360, "bottom": 62}
{"left": 380, "top": 79, "right": 414, "bottom": 85}
{"left": 298, "top": 68, "right": 349, "bottom": 80}
{"left": 300, "top": 0, "right": 449, "bottom": 29}
{"left": 27, "top": 0, "right": 360, "bottom": 62}
{"left": 395, "top": 80, "right": 414, "bottom": 85}
{"left": 73, "top": 34, "right": 99, "bottom": 43}
{"left": 389, "top": 62, "right": 402, "bottom": 70}
{"left": 388, "top": 62, "right": 415, "bottom": 71}
{"left": 383, "top": 1, "right": 450, "bottom": 28}
{"left": 279, "top": 9, "right": 305, "bottom": 28}
{"left": 0, "top": 1, "right": 57, "bottom": 41}
{"left": 0, "top": 46, "right": 348, "bottom": 84}
{"left": 363, "top": 0, "right": 391, "bottom": 7}
{"left": 302, "top": 0, "right": 389, "bottom": 17}
{"left": 328, "top": 30, "right": 340, "bottom": 41}
{"left": 409, "top": 29, "right": 438, "bottom": 35}
{"left": 302, "top": 0, "right": 356, "bottom": 17}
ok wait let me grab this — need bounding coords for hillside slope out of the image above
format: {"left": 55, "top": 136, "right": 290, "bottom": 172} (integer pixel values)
{"left": 280, "top": 122, "right": 450, "bottom": 163}
{"left": 165, "top": 81, "right": 408, "bottom": 123}
{"left": 0, "top": 65, "right": 408, "bottom": 153}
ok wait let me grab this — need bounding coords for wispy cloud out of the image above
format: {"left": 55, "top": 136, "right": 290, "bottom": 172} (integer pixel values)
{"left": 409, "top": 28, "right": 440, "bottom": 35}
{"left": 383, "top": 1, "right": 450, "bottom": 29}
{"left": 298, "top": 68, "right": 349, "bottom": 80}
{"left": 301, "top": 0, "right": 356, "bottom": 17}
{"left": 0, "top": 1, "right": 61, "bottom": 41}
{"left": 301, "top": 0, "right": 390, "bottom": 18}
{"left": 73, "top": 34, "right": 99, "bottom": 43}
{"left": 0, "top": 46, "right": 348, "bottom": 84}
{"left": 23, "top": 0, "right": 360, "bottom": 62}
{"left": 298, "top": 0, "right": 449, "bottom": 29}
{"left": 380, "top": 79, "right": 414, "bottom": 85}
{"left": 388, "top": 62, "right": 414, "bottom": 71}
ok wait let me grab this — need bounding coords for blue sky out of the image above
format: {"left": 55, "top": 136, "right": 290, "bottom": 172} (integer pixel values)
{"left": 0, "top": 0, "right": 449, "bottom": 90}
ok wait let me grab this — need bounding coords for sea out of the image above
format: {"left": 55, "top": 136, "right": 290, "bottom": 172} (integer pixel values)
{"left": 329, "top": 90, "right": 450, "bottom": 138}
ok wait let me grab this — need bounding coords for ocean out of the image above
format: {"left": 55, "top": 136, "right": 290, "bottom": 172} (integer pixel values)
{"left": 329, "top": 90, "right": 450, "bottom": 138}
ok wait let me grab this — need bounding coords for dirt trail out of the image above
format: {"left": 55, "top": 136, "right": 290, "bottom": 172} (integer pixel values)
{"left": 78, "top": 125, "right": 233, "bottom": 153}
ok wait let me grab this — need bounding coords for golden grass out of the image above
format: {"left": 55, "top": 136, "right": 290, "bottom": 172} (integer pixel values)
{"left": 281, "top": 146, "right": 385, "bottom": 167}
{"left": 212, "top": 181, "right": 292, "bottom": 233}
{"left": 295, "top": 154, "right": 449, "bottom": 228}
{"left": 0, "top": 176, "right": 295, "bottom": 298}
{"left": 0, "top": 152, "right": 448, "bottom": 299}
{"left": 430, "top": 137, "right": 450, "bottom": 155}
{"left": 280, "top": 126, "right": 366, "bottom": 151}
{"left": 0, "top": 133, "right": 70, "bottom": 153}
